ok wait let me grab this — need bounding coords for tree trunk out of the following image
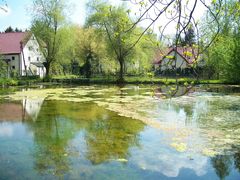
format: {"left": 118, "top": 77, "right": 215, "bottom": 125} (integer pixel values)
{"left": 118, "top": 57, "right": 124, "bottom": 83}
{"left": 45, "top": 62, "right": 50, "bottom": 78}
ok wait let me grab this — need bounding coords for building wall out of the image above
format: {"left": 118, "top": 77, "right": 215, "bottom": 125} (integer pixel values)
{"left": 160, "top": 51, "right": 188, "bottom": 71}
{"left": 2, "top": 54, "right": 21, "bottom": 77}
{"left": 21, "top": 34, "right": 46, "bottom": 77}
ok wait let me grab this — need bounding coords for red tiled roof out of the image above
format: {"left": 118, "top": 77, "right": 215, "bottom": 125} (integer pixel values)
{"left": 0, "top": 32, "right": 30, "bottom": 54}
{"left": 153, "top": 48, "right": 172, "bottom": 64}
{"left": 153, "top": 46, "right": 199, "bottom": 65}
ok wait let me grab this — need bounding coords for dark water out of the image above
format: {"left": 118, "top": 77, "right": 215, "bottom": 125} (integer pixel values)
{"left": 0, "top": 85, "right": 240, "bottom": 180}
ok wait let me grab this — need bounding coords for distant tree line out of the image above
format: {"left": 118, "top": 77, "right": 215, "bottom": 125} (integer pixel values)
{"left": 2, "top": 26, "right": 23, "bottom": 33}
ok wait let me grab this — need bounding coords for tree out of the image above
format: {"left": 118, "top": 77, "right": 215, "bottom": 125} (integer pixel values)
{"left": 4, "top": 26, "right": 22, "bottom": 33}
{"left": 0, "top": 57, "right": 8, "bottom": 78}
{"left": 75, "top": 27, "right": 115, "bottom": 77}
{"left": 4, "top": 26, "right": 14, "bottom": 33}
{"left": 53, "top": 25, "right": 115, "bottom": 77}
{"left": 181, "top": 24, "right": 196, "bottom": 46}
{"left": 14, "top": 27, "right": 22, "bottom": 32}
{"left": 51, "top": 25, "right": 78, "bottom": 75}
{"left": 87, "top": 1, "right": 157, "bottom": 82}
{"left": 124, "top": 28, "right": 157, "bottom": 75}
{"left": 31, "top": 0, "right": 66, "bottom": 77}
{"left": 203, "top": 0, "right": 240, "bottom": 82}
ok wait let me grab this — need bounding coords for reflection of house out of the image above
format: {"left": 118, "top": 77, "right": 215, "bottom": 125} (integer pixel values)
{"left": 0, "top": 98, "right": 44, "bottom": 121}
{"left": 0, "top": 32, "right": 46, "bottom": 78}
{"left": 0, "top": 103, "right": 28, "bottom": 121}
{"left": 154, "top": 85, "right": 194, "bottom": 99}
{"left": 153, "top": 46, "right": 204, "bottom": 71}
{"left": 23, "top": 98, "right": 44, "bottom": 121}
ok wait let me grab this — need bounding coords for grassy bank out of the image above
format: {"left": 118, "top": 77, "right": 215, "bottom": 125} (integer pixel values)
{"left": 0, "top": 77, "right": 43, "bottom": 87}
{"left": 1, "top": 76, "right": 238, "bottom": 87}
{"left": 50, "top": 76, "right": 237, "bottom": 85}
{"left": 0, "top": 78, "right": 18, "bottom": 86}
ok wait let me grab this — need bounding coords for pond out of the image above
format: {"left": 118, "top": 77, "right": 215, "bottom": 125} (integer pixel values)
{"left": 0, "top": 84, "right": 240, "bottom": 179}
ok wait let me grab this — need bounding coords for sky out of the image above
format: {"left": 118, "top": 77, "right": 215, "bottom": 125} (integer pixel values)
{"left": 0, "top": 0, "right": 209, "bottom": 34}
{"left": 0, "top": 0, "right": 124, "bottom": 32}
{"left": 0, "top": 0, "right": 32, "bottom": 31}
{"left": 0, "top": 0, "right": 88, "bottom": 31}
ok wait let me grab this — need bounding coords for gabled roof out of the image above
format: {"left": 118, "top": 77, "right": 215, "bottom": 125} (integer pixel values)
{"left": 153, "top": 46, "right": 199, "bottom": 65}
{"left": 0, "top": 32, "right": 31, "bottom": 55}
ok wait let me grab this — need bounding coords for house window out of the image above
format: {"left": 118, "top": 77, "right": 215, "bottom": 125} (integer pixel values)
{"left": 28, "top": 46, "right": 33, "bottom": 51}
{"left": 12, "top": 56, "right": 15, "bottom": 60}
{"left": 28, "top": 57, "right": 31, "bottom": 61}
{"left": 12, "top": 66, "right": 15, "bottom": 69}
{"left": 36, "top": 48, "right": 39, "bottom": 52}
{"left": 37, "top": 57, "right": 39, "bottom": 61}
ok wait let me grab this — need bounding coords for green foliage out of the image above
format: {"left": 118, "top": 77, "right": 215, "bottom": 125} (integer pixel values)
{"left": 75, "top": 27, "right": 116, "bottom": 77}
{"left": 86, "top": 0, "right": 157, "bottom": 81}
{"left": 204, "top": 0, "right": 240, "bottom": 83}
{"left": 0, "top": 59, "right": 8, "bottom": 78}
{"left": 31, "top": 0, "right": 67, "bottom": 76}
{"left": 0, "top": 78, "right": 18, "bottom": 86}
{"left": 181, "top": 24, "right": 196, "bottom": 46}
{"left": 26, "top": 0, "right": 163, "bottom": 81}
{"left": 53, "top": 25, "right": 79, "bottom": 75}
{"left": 4, "top": 26, "right": 22, "bottom": 33}
{"left": 127, "top": 30, "right": 158, "bottom": 75}
{"left": 4, "top": 26, "right": 14, "bottom": 33}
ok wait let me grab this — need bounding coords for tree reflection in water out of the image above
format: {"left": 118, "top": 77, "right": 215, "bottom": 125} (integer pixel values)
{"left": 234, "top": 149, "right": 240, "bottom": 172}
{"left": 27, "top": 101, "right": 77, "bottom": 176}
{"left": 210, "top": 145, "right": 240, "bottom": 180}
{"left": 211, "top": 155, "right": 232, "bottom": 180}
{"left": 84, "top": 116, "right": 144, "bottom": 164}
{"left": 26, "top": 100, "right": 145, "bottom": 176}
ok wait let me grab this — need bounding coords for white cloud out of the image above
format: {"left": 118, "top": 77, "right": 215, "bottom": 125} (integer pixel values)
{"left": 67, "top": 0, "right": 86, "bottom": 25}
{"left": 0, "top": 125, "right": 13, "bottom": 137}
{"left": 129, "top": 128, "right": 208, "bottom": 178}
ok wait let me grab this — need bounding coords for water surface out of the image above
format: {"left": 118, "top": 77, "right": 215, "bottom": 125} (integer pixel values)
{"left": 0, "top": 84, "right": 240, "bottom": 179}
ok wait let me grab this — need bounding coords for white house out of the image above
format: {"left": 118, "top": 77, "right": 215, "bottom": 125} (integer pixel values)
{"left": 153, "top": 46, "right": 204, "bottom": 71}
{"left": 0, "top": 32, "right": 46, "bottom": 78}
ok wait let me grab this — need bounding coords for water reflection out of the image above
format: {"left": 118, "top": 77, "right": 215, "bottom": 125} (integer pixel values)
{"left": 0, "top": 123, "right": 13, "bottom": 137}
{"left": 154, "top": 85, "right": 194, "bottom": 98}
{"left": 0, "top": 85, "right": 240, "bottom": 179}
{"left": 23, "top": 98, "right": 44, "bottom": 121}
{"left": 209, "top": 147, "right": 240, "bottom": 180}
{"left": 0, "top": 103, "right": 28, "bottom": 121}
{"left": 211, "top": 154, "right": 232, "bottom": 180}
{"left": 84, "top": 115, "right": 143, "bottom": 164}
{"left": 26, "top": 101, "right": 76, "bottom": 176}
{"left": 234, "top": 149, "right": 240, "bottom": 172}
{"left": 130, "top": 128, "right": 209, "bottom": 177}
{"left": 24, "top": 100, "right": 145, "bottom": 176}
{"left": 0, "top": 97, "right": 43, "bottom": 122}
